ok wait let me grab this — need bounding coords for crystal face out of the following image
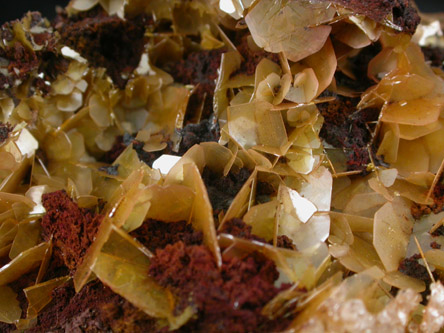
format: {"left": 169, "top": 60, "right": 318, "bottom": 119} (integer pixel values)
{"left": 0, "top": 1, "right": 443, "bottom": 332}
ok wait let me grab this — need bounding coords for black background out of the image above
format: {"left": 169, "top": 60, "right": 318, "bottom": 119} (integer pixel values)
{"left": 0, "top": 0, "right": 444, "bottom": 24}
{"left": 417, "top": 0, "right": 444, "bottom": 12}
